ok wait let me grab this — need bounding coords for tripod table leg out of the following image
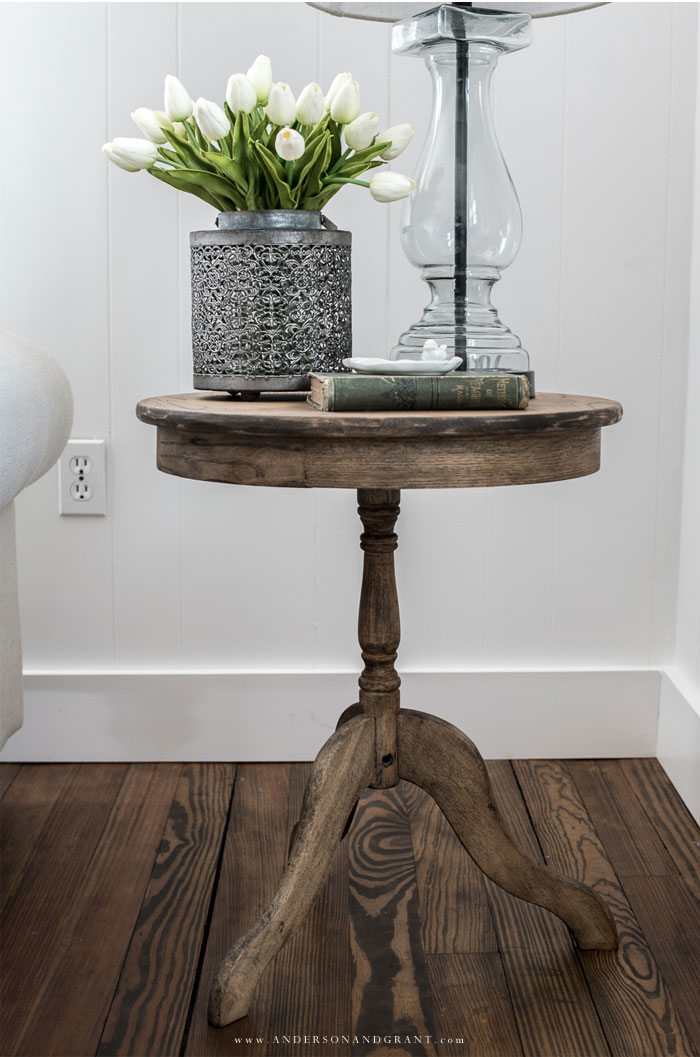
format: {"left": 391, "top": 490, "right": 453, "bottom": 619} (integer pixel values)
{"left": 208, "top": 713, "right": 376, "bottom": 1027}
{"left": 397, "top": 708, "right": 618, "bottom": 950}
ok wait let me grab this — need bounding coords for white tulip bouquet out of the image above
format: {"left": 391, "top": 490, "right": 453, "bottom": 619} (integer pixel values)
{"left": 103, "top": 56, "right": 416, "bottom": 212}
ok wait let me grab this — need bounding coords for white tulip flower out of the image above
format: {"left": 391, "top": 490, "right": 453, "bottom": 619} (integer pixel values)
{"left": 163, "top": 74, "right": 193, "bottom": 122}
{"left": 275, "top": 127, "right": 305, "bottom": 161}
{"left": 369, "top": 170, "right": 415, "bottom": 203}
{"left": 344, "top": 112, "right": 379, "bottom": 151}
{"left": 103, "top": 137, "right": 159, "bottom": 172}
{"left": 226, "top": 73, "right": 257, "bottom": 115}
{"left": 267, "top": 82, "right": 296, "bottom": 126}
{"left": 102, "top": 143, "right": 139, "bottom": 172}
{"left": 324, "top": 72, "right": 352, "bottom": 112}
{"left": 330, "top": 79, "right": 361, "bottom": 125}
{"left": 296, "top": 82, "right": 325, "bottom": 126}
{"left": 247, "top": 54, "right": 273, "bottom": 104}
{"left": 131, "top": 107, "right": 170, "bottom": 144}
{"left": 193, "top": 97, "right": 230, "bottom": 141}
{"left": 379, "top": 123, "right": 415, "bottom": 160}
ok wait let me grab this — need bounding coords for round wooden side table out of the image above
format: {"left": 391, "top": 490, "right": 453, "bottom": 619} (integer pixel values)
{"left": 136, "top": 391, "right": 622, "bottom": 1028}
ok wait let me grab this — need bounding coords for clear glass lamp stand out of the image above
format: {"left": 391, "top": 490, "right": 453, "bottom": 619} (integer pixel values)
{"left": 391, "top": 5, "right": 532, "bottom": 373}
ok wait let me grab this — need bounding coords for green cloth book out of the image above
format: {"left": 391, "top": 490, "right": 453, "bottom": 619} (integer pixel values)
{"left": 307, "top": 372, "right": 530, "bottom": 412}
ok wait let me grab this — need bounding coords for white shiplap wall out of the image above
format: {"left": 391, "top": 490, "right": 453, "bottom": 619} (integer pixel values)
{"left": 0, "top": 2, "right": 696, "bottom": 764}
{"left": 658, "top": 5, "right": 700, "bottom": 822}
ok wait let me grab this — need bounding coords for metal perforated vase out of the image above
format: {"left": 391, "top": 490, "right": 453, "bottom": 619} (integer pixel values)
{"left": 190, "top": 210, "right": 351, "bottom": 395}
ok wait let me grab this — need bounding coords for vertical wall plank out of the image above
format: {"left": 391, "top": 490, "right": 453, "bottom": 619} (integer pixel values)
{"left": 315, "top": 12, "right": 395, "bottom": 675}
{"left": 108, "top": 3, "right": 184, "bottom": 667}
{"left": 1, "top": 2, "right": 116, "bottom": 667}
{"left": 649, "top": 3, "right": 697, "bottom": 666}
{"left": 671, "top": 3, "right": 700, "bottom": 739}
{"left": 386, "top": 27, "right": 489, "bottom": 672}
{"left": 397, "top": 490, "right": 489, "bottom": 671}
{"left": 552, "top": 3, "right": 676, "bottom": 665}
{"left": 177, "top": 4, "right": 319, "bottom": 670}
{"left": 483, "top": 16, "right": 568, "bottom": 666}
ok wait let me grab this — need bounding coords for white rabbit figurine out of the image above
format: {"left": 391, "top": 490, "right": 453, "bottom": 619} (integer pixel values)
{"left": 421, "top": 339, "right": 449, "bottom": 361}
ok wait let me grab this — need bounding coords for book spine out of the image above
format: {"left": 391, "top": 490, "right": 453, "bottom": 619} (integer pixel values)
{"left": 317, "top": 375, "right": 529, "bottom": 412}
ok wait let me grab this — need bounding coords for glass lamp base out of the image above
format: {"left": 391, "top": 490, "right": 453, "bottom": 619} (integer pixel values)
{"left": 392, "top": 8, "right": 534, "bottom": 376}
{"left": 391, "top": 271, "right": 531, "bottom": 372}
{"left": 391, "top": 333, "right": 530, "bottom": 373}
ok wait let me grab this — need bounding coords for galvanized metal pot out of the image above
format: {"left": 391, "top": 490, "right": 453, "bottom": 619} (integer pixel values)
{"left": 190, "top": 210, "right": 352, "bottom": 394}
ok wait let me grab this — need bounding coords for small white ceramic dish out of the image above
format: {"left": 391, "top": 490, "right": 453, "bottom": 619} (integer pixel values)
{"left": 342, "top": 357, "right": 462, "bottom": 376}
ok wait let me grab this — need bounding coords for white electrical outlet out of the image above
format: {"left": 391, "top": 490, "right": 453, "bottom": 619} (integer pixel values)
{"left": 59, "top": 439, "right": 106, "bottom": 515}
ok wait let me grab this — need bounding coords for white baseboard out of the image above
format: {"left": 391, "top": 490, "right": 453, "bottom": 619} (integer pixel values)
{"left": 0, "top": 668, "right": 660, "bottom": 763}
{"left": 657, "top": 670, "right": 700, "bottom": 823}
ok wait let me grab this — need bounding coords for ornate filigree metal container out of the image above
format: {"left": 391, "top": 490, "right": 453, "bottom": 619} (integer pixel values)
{"left": 190, "top": 210, "right": 351, "bottom": 395}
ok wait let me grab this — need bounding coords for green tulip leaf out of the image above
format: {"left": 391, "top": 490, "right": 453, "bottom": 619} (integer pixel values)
{"left": 149, "top": 167, "right": 226, "bottom": 210}
{"left": 299, "top": 186, "right": 340, "bottom": 211}
{"left": 328, "top": 139, "right": 391, "bottom": 177}
{"left": 331, "top": 157, "right": 384, "bottom": 181}
{"left": 328, "top": 119, "right": 344, "bottom": 167}
{"left": 230, "top": 110, "right": 251, "bottom": 169}
{"left": 250, "top": 140, "right": 295, "bottom": 209}
{"left": 204, "top": 151, "right": 248, "bottom": 193}
{"left": 156, "top": 148, "right": 183, "bottom": 166}
{"left": 295, "top": 134, "right": 332, "bottom": 201}
{"left": 164, "top": 134, "right": 214, "bottom": 172}
{"left": 346, "top": 139, "right": 391, "bottom": 167}
{"left": 149, "top": 166, "right": 243, "bottom": 211}
{"left": 303, "top": 113, "right": 332, "bottom": 149}
{"left": 293, "top": 130, "right": 329, "bottom": 176}
{"left": 251, "top": 117, "right": 268, "bottom": 142}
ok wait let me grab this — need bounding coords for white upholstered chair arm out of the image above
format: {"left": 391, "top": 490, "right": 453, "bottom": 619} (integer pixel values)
{"left": 0, "top": 331, "right": 73, "bottom": 512}
{"left": 1, "top": 332, "right": 73, "bottom": 750}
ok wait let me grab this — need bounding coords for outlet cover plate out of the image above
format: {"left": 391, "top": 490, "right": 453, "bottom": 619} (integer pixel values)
{"left": 58, "top": 439, "right": 106, "bottom": 516}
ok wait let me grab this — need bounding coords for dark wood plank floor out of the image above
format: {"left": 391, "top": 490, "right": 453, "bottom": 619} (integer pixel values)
{"left": 1, "top": 758, "right": 699, "bottom": 1057}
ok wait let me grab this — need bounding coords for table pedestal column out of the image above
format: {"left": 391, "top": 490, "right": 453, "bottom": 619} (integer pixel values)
{"left": 357, "top": 488, "right": 401, "bottom": 788}
{"left": 208, "top": 488, "right": 617, "bottom": 1028}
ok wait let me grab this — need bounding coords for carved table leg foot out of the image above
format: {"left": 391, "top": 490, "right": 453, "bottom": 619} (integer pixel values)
{"left": 208, "top": 713, "right": 376, "bottom": 1027}
{"left": 397, "top": 709, "right": 618, "bottom": 950}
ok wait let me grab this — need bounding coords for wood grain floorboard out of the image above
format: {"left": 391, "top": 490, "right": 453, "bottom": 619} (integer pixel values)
{"left": 238, "top": 762, "right": 354, "bottom": 1057}
{"left": 0, "top": 762, "right": 77, "bottom": 909}
{"left": 348, "top": 784, "right": 436, "bottom": 1057}
{"left": 13, "top": 763, "right": 182, "bottom": 1057}
{"left": 0, "top": 763, "right": 128, "bottom": 1056}
{"left": 567, "top": 760, "right": 678, "bottom": 877}
{"left": 619, "top": 758, "right": 700, "bottom": 900}
{"left": 484, "top": 760, "right": 611, "bottom": 1057}
{"left": 514, "top": 760, "right": 696, "bottom": 1057}
{"left": 2, "top": 758, "right": 698, "bottom": 1057}
{"left": 619, "top": 874, "right": 700, "bottom": 1053}
{"left": 97, "top": 763, "right": 235, "bottom": 1057}
{"left": 400, "top": 781, "right": 497, "bottom": 955}
{"left": 0, "top": 762, "right": 21, "bottom": 798}
{"left": 184, "top": 763, "right": 292, "bottom": 1057}
{"left": 426, "top": 953, "right": 523, "bottom": 1057}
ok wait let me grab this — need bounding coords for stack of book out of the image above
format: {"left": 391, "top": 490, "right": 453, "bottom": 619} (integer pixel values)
{"left": 307, "top": 371, "right": 530, "bottom": 412}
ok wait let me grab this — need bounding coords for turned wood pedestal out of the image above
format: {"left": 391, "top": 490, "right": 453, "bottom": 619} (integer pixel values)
{"left": 137, "top": 392, "right": 622, "bottom": 1028}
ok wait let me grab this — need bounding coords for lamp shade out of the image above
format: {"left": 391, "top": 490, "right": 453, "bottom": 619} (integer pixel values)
{"left": 308, "top": 3, "right": 607, "bottom": 21}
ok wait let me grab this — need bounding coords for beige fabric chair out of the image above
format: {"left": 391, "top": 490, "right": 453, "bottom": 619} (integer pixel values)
{"left": 0, "top": 332, "right": 73, "bottom": 748}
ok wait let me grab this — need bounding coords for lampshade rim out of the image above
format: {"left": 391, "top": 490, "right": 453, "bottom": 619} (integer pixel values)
{"left": 307, "top": 2, "right": 609, "bottom": 21}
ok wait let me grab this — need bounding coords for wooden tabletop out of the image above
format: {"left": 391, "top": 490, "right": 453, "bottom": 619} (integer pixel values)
{"left": 136, "top": 392, "right": 622, "bottom": 490}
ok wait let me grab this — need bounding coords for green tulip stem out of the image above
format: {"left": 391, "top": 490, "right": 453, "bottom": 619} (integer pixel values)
{"left": 324, "top": 176, "right": 369, "bottom": 188}
{"left": 183, "top": 120, "right": 201, "bottom": 151}
{"left": 327, "top": 147, "right": 352, "bottom": 176}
